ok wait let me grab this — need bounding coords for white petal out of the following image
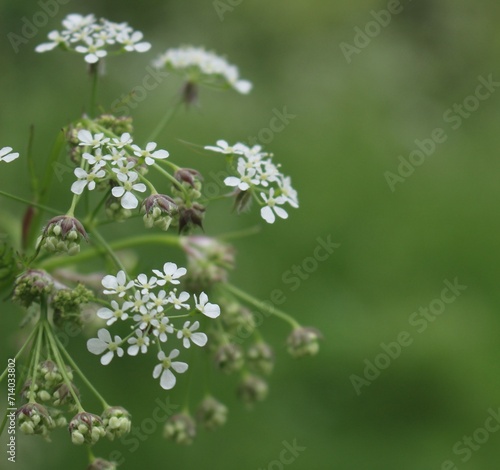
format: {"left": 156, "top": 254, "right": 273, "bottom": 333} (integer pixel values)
{"left": 261, "top": 206, "right": 276, "bottom": 224}
{"left": 153, "top": 363, "right": 162, "bottom": 379}
{"left": 203, "top": 303, "right": 220, "bottom": 319}
{"left": 97, "top": 328, "right": 111, "bottom": 342}
{"left": 224, "top": 176, "right": 240, "bottom": 187}
{"left": 102, "top": 275, "right": 118, "bottom": 289}
{"left": 87, "top": 339, "right": 107, "bottom": 355}
{"left": 121, "top": 191, "right": 138, "bottom": 209}
{"left": 171, "top": 361, "right": 188, "bottom": 374}
{"left": 160, "top": 369, "right": 176, "bottom": 390}
{"left": 112, "top": 186, "right": 125, "bottom": 198}
{"left": 71, "top": 180, "right": 87, "bottom": 195}
{"left": 132, "top": 183, "right": 146, "bottom": 193}
{"left": 274, "top": 206, "right": 289, "bottom": 220}
{"left": 1, "top": 152, "right": 19, "bottom": 163}
{"left": 235, "top": 80, "right": 252, "bottom": 94}
{"left": 100, "top": 351, "right": 114, "bottom": 365}
{"left": 191, "top": 333, "right": 208, "bottom": 347}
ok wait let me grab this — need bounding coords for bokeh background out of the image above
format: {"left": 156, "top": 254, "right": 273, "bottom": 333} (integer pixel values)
{"left": 1, "top": 0, "right": 500, "bottom": 469}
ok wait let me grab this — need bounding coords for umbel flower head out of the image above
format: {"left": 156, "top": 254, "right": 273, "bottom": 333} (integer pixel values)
{"left": 101, "top": 406, "right": 132, "bottom": 440}
{"left": 16, "top": 403, "right": 55, "bottom": 439}
{"left": 163, "top": 413, "right": 196, "bottom": 445}
{"left": 35, "top": 14, "right": 151, "bottom": 64}
{"left": 196, "top": 396, "right": 228, "bottom": 431}
{"left": 153, "top": 46, "right": 252, "bottom": 95}
{"left": 69, "top": 412, "right": 106, "bottom": 445}
{"left": 141, "top": 194, "right": 178, "bottom": 231}
{"left": 287, "top": 327, "right": 322, "bottom": 358}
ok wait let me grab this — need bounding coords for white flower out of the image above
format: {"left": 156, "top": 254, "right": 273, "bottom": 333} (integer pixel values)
{"left": 147, "top": 290, "right": 169, "bottom": 312}
{"left": 108, "top": 147, "right": 127, "bottom": 166}
{"left": 204, "top": 140, "right": 247, "bottom": 155}
{"left": 75, "top": 38, "right": 107, "bottom": 64}
{"left": 152, "top": 349, "right": 188, "bottom": 390}
{"left": 260, "top": 188, "right": 289, "bottom": 224}
{"left": 77, "top": 130, "right": 109, "bottom": 148}
{"left": 127, "top": 330, "right": 150, "bottom": 356}
{"left": 71, "top": 165, "right": 106, "bottom": 195}
{"left": 153, "top": 46, "right": 252, "bottom": 95}
{"left": 131, "top": 142, "right": 169, "bottom": 166}
{"left": 97, "top": 300, "right": 133, "bottom": 326}
{"left": 133, "top": 307, "right": 159, "bottom": 330}
{"left": 63, "top": 14, "right": 96, "bottom": 33}
{"left": 168, "top": 290, "right": 190, "bottom": 310}
{"left": 0, "top": 147, "right": 19, "bottom": 163}
{"left": 130, "top": 291, "right": 150, "bottom": 312}
{"left": 111, "top": 172, "right": 146, "bottom": 209}
{"left": 134, "top": 273, "right": 158, "bottom": 294}
{"left": 224, "top": 157, "right": 258, "bottom": 191}
{"left": 151, "top": 316, "right": 174, "bottom": 342}
{"left": 255, "top": 161, "right": 280, "bottom": 187}
{"left": 87, "top": 328, "right": 124, "bottom": 365}
{"left": 112, "top": 160, "right": 136, "bottom": 182}
{"left": 102, "top": 270, "right": 134, "bottom": 297}
{"left": 117, "top": 31, "right": 151, "bottom": 52}
{"left": 82, "top": 149, "right": 110, "bottom": 167}
{"left": 177, "top": 321, "right": 207, "bottom": 348}
{"left": 110, "top": 132, "right": 133, "bottom": 149}
{"left": 194, "top": 292, "right": 220, "bottom": 319}
{"left": 277, "top": 176, "right": 299, "bottom": 208}
{"left": 152, "top": 262, "right": 187, "bottom": 286}
{"left": 35, "top": 30, "right": 68, "bottom": 52}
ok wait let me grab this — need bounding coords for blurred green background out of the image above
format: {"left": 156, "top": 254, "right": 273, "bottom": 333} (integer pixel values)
{"left": 1, "top": 0, "right": 500, "bottom": 469}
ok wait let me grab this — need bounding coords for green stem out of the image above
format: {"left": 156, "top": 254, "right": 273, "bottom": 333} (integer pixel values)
{"left": 52, "top": 332, "right": 110, "bottom": 409}
{"left": 39, "top": 234, "right": 182, "bottom": 270}
{"left": 90, "top": 64, "right": 99, "bottom": 118}
{"left": 85, "top": 189, "right": 111, "bottom": 226}
{"left": 222, "top": 283, "right": 300, "bottom": 329}
{"left": 147, "top": 100, "right": 182, "bottom": 143}
{"left": 44, "top": 321, "right": 84, "bottom": 412}
{"left": 0, "top": 190, "right": 61, "bottom": 215}
{"left": 218, "top": 225, "right": 261, "bottom": 242}
{"left": 0, "top": 325, "right": 40, "bottom": 383}
{"left": 27, "top": 323, "right": 44, "bottom": 403}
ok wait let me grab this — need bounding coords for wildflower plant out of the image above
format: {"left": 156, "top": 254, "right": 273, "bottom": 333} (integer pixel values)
{"left": 0, "top": 12, "right": 321, "bottom": 468}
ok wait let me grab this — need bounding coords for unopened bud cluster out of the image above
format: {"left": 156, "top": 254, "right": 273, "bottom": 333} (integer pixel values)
{"left": 41, "top": 216, "right": 88, "bottom": 255}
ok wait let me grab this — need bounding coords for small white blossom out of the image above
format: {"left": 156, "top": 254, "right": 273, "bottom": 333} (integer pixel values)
{"left": 194, "top": 292, "right": 220, "bottom": 319}
{"left": 127, "top": 330, "right": 150, "bottom": 356}
{"left": 131, "top": 142, "right": 169, "bottom": 166}
{"left": 97, "top": 300, "right": 133, "bottom": 326}
{"left": 102, "top": 270, "right": 134, "bottom": 297}
{"left": 75, "top": 38, "right": 107, "bottom": 64}
{"left": 117, "top": 31, "right": 151, "bottom": 52}
{"left": 204, "top": 140, "right": 247, "bottom": 155}
{"left": 112, "top": 160, "right": 136, "bottom": 182}
{"left": 152, "top": 349, "right": 188, "bottom": 390}
{"left": 133, "top": 307, "right": 159, "bottom": 330}
{"left": 260, "top": 188, "right": 289, "bottom": 224}
{"left": 147, "top": 290, "right": 169, "bottom": 312}
{"left": 0, "top": 147, "right": 19, "bottom": 163}
{"left": 152, "top": 262, "right": 187, "bottom": 286}
{"left": 87, "top": 328, "right": 124, "bottom": 365}
{"left": 110, "top": 132, "right": 133, "bottom": 149}
{"left": 168, "top": 290, "right": 190, "bottom": 310}
{"left": 77, "top": 130, "right": 109, "bottom": 148}
{"left": 82, "top": 149, "right": 110, "bottom": 167}
{"left": 177, "top": 321, "right": 207, "bottom": 348}
{"left": 71, "top": 165, "right": 106, "bottom": 195}
{"left": 224, "top": 157, "right": 258, "bottom": 191}
{"left": 130, "top": 291, "right": 150, "bottom": 312}
{"left": 151, "top": 316, "right": 174, "bottom": 342}
{"left": 277, "top": 176, "right": 299, "bottom": 208}
{"left": 111, "top": 172, "right": 146, "bottom": 209}
{"left": 134, "top": 273, "right": 158, "bottom": 294}
{"left": 35, "top": 30, "right": 68, "bottom": 52}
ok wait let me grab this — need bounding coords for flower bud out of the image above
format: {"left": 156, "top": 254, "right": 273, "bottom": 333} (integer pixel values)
{"left": 237, "top": 375, "right": 268, "bottom": 407}
{"left": 69, "top": 412, "right": 105, "bottom": 445}
{"left": 174, "top": 168, "right": 203, "bottom": 188}
{"left": 247, "top": 343, "right": 274, "bottom": 375}
{"left": 163, "top": 413, "right": 196, "bottom": 445}
{"left": 214, "top": 343, "right": 244, "bottom": 374}
{"left": 286, "top": 327, "right": 322, "bottom": 358}
{"left": 233, "top": 188, "right": 253, "bottom": 214}
{"left": 53, "top": 383, "right": 80, "bottom": 407}
{"left": 16, "top": 403, "right": 55, "bottom": 438}
{"left": 141, "top": 194, "right": 177, "bottom": 231}
{"left": 178, "top": 203, "right": 205, "bottom": 234}
{"left": 195, "top": 396, "right": 228, "bottom": 431}
{"left": 96, "top": 114, "right": 134, "bottom": 137}
{"left": 13, "top": 269, "right": 54, "bottom": 308}
{"left": 41, "top": 216, "right": 88, "bottom": 256}
{"left": 101, "top": 406, "right": 131, "bottom": 440}
{"left": 220, "top": 300, "right": 255, "bottom": 335}
{"left": 106, "top": 195, "right": 133, "bottom": 222}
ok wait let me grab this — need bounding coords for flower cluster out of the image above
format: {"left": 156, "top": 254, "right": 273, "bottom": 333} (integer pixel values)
{"left": 87, "top": 263, "right": 220, "bottom": 390}
{"left": 35, "top": 14, "right": 151, "bottom": 64}
{"left": 153, "top": 46, "right": 252, "bottom": 95}
{"left": 70, "top": 129, "right": 168, "bottom": 210}
{"left": 205, "top": 140, "right": 299, "bottom": 223}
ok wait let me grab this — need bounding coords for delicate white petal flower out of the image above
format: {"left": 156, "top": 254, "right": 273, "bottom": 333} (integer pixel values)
{"left": 168, "top": 290, "right": 190, "bottom": 310}
{"left": 78, "top": 130, "right": 109, "bottom": 148}
{"left": 194, "top": 292, "right": 220, "bottom": 319}
{"left": 153, "top": 349, "right": 188, "bottom": 390}
{"left": 152, "top": 262, "right": 187, "bottom": 286}
{"left": 110, "top": 132, "right": 133, "bottom": 148}
{"left": 133, "top": 307, "right": 159, "bottom": 331}
{"left": 177, "top": 321, "right": 207, "bottom": 348}
{"left": 134, "top": 273, "right": 158, "bottom": 294}
{"left": 151, "top": 316, "right": 173, "bottom": 343}
{"left": 204, "top": 140, "right": 247, "bottom": 155}
{"left": 112, "top": 173, "right": 146, "bottom": 209}
{"left": 102, "top": 270, "right": 134, "bottom": 297}
{"left": 147, "top": 290, "right": 169, "bottom": 312}
{"left": 127, "top": 330, "right": 150, "bottom": 356}
{"left": 97, "top": 300, "right": 132, "bottom": 326}
{"left": 87, "top": 328, "right": 123, "bottom": 365}
{"left": 0, "top": 147, "right": 20, "bottom": 163}
{"left": 260, "top": 189, "right": 288, "bottom": 224}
